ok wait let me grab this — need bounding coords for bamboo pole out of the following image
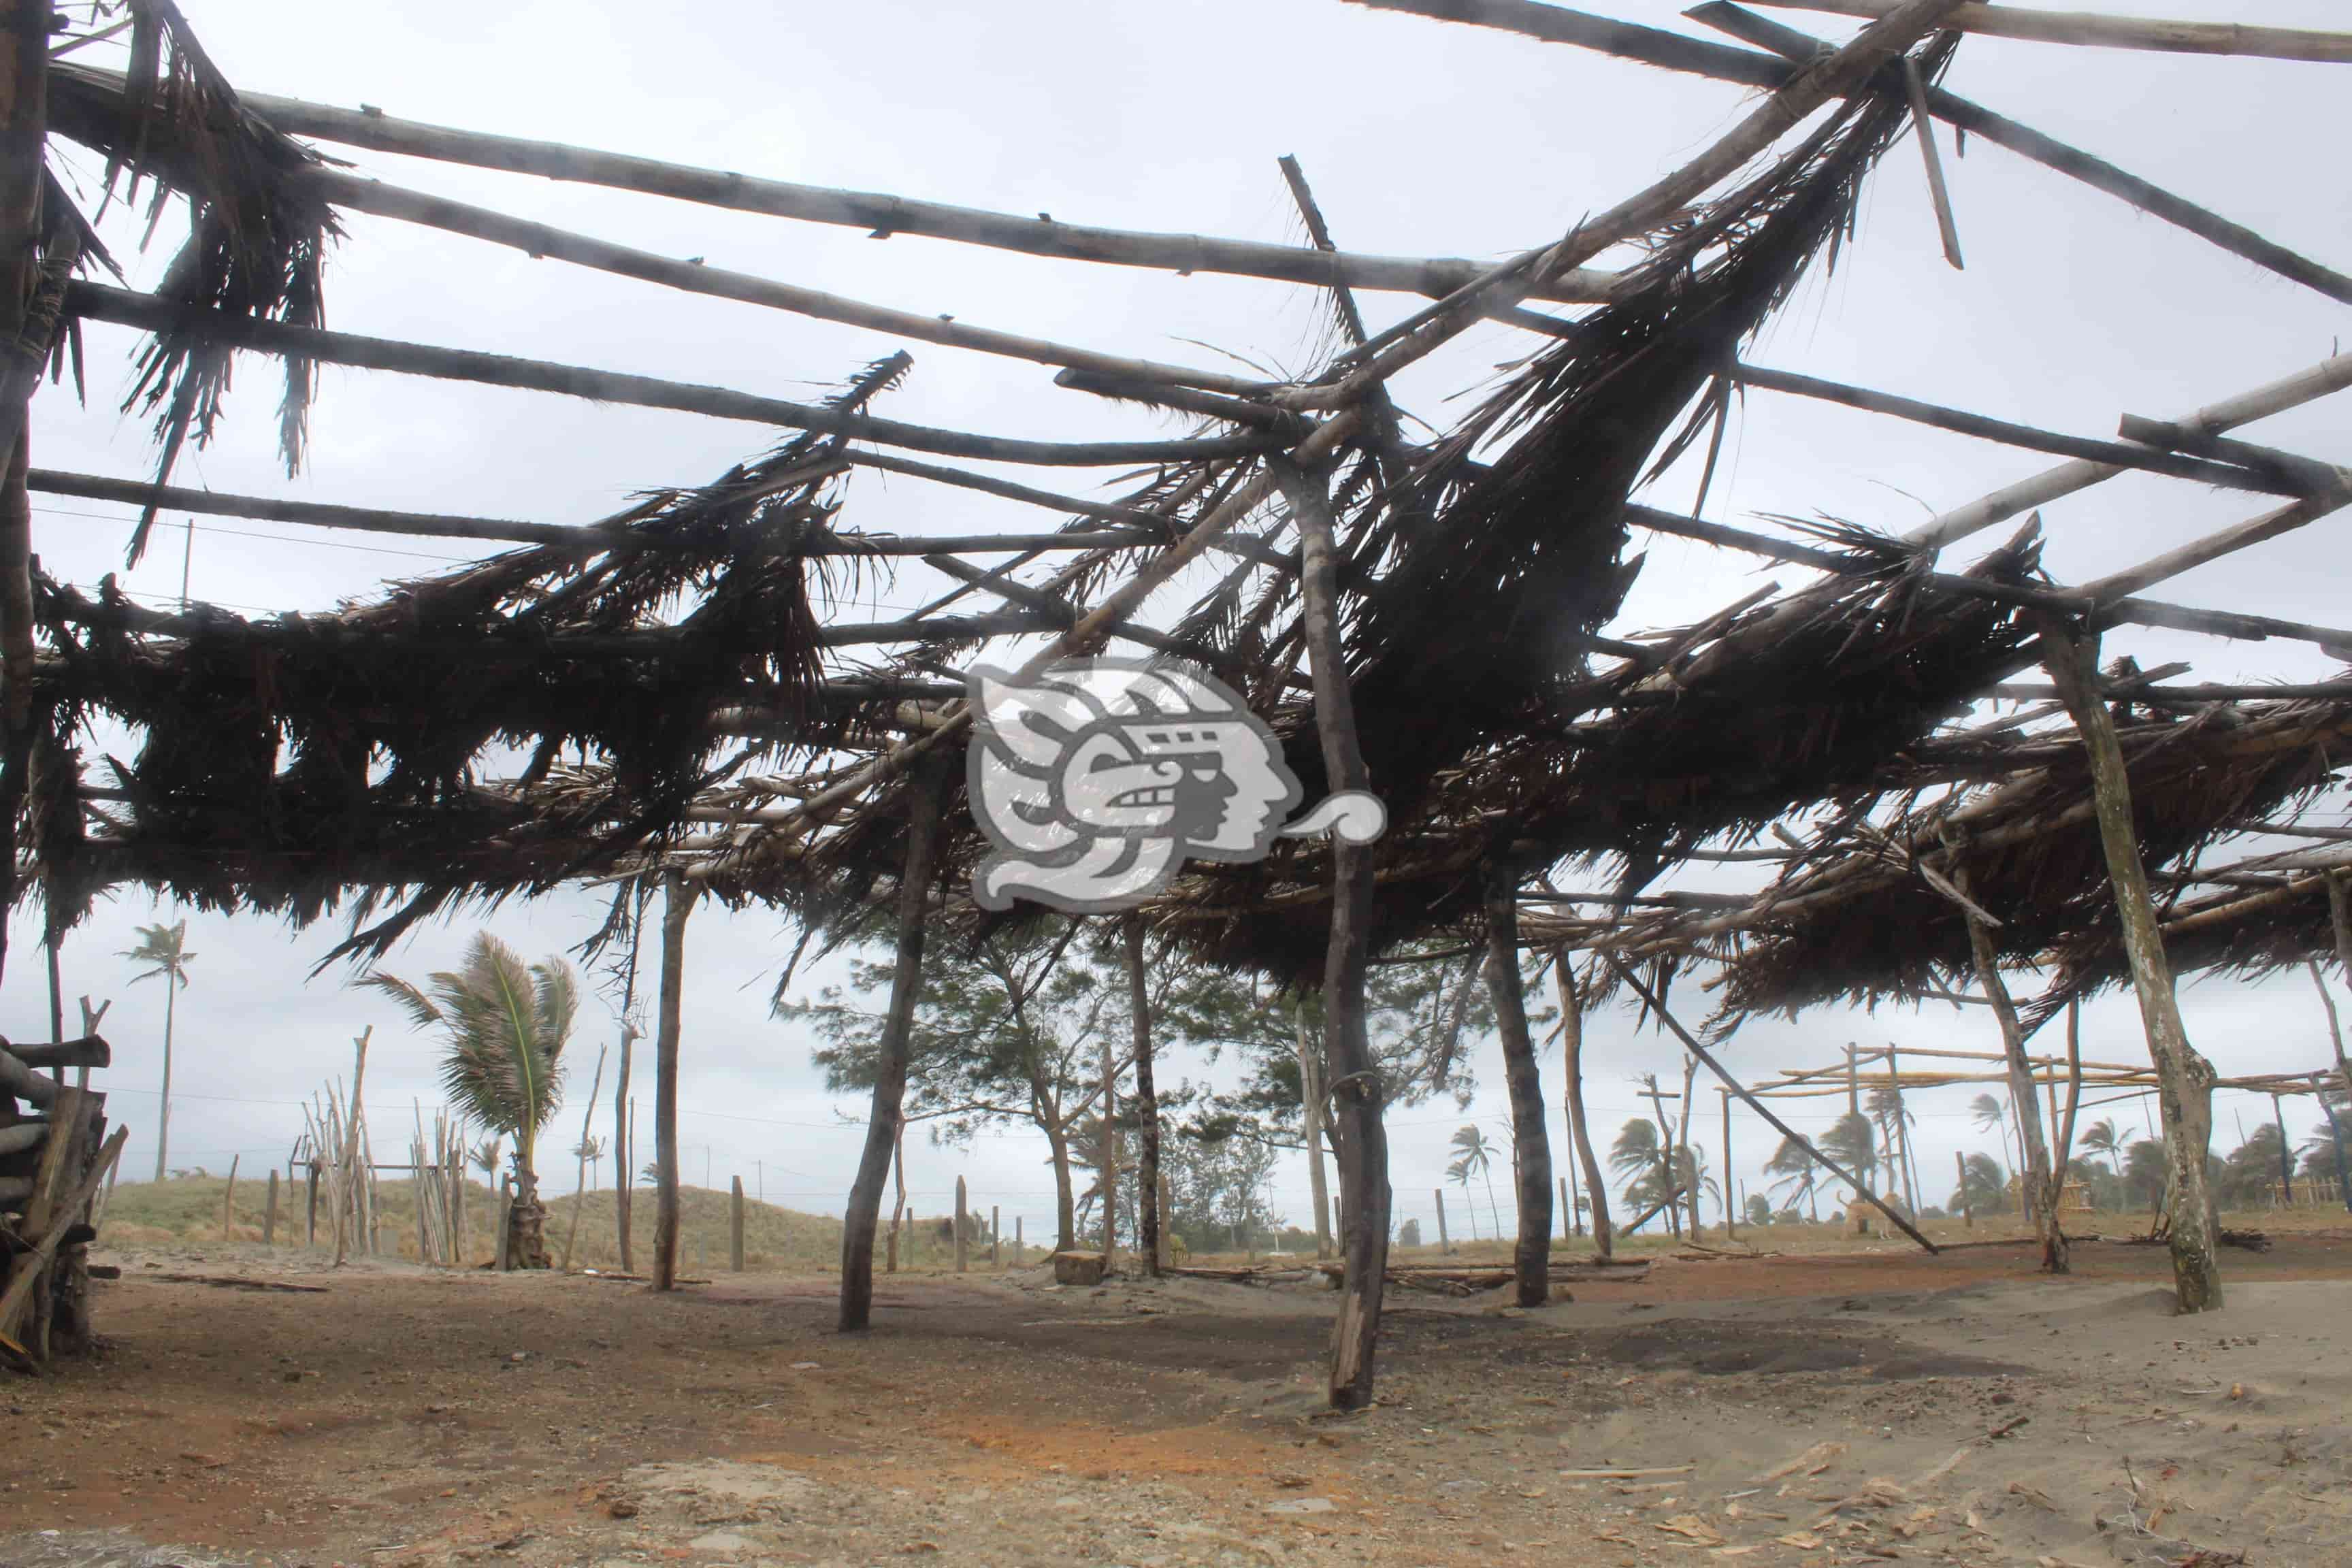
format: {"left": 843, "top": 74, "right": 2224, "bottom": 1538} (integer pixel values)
{"left": 1607, "top": 956, "right": 1940, "bottom": 1254}
{"left": 1358, "top": 0, "right": 2352, "bottom": 305}
{"left": 651, "top": 872, "right": 692, "bottom": 1292}
{"left": 197, "top": 74, "right": 1623, "bottom": 305}
{"left": 310, "top": 171, "right": 1262, "bottom": 395}
{"left": 1900, "top": 55, "right": 1963, "bottom": 268}
{"left": 837, "top": 749, "right": 949, "bottom": 1331}
{"left": 1311, "top": 0, "right": 1970, "bottom": 406}
{"left": 1733, "top": 363, "right": 2293, "bottom": 493}
{"left": 1276, "top": 455, "right": 1392, "bottom": 1410}
{"left": 2040, "top": 615, "right": 2223, "bottom": 1311}
{"left": 1483, "top": 867, "right": 1552, "bottom": 1306}
{"left": 62, "top": 282, "right": 1274, "bottom": 469}
{"left": 1744, "top": 1, "right": 2352, "bottom": 63}
{"left": 2080, "top": 494, "right": 2352, "bottom": 604}
{"left": 1906, "top": 355, "right": 2352, "bottom": 555}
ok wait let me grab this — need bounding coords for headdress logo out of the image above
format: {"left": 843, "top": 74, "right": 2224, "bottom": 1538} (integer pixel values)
{"left": 966, "top": 657, "right": 1385, "bottom": 913}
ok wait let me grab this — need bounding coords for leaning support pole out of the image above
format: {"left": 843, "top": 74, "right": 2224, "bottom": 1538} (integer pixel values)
{"left": 1604, "top": 956, "right": 1940, "bottom": 1254}
{"left": 1275, "top": 457, "right": 1390, "bottom": 1410}
{"left": 837, "top": 750, "right": 951, "bottom": 1331}
{"left": 2040, "top": 615, "right": 2223, "bottom": 1311}
{"left": 1482, "top": 868, "right": 1551, "bottom": 1306}
{"left": 1955, "top": 896, "right": 2068, "bottom": 1272}
{"left": 1125, "top": 915, "right": 1162, "bottom": 1278}
{"left": 1554, "top": 954, "right": 1613, "bottom": 1258}
{"left": 651, "top": 872, "right": 693, "bottom": 1292}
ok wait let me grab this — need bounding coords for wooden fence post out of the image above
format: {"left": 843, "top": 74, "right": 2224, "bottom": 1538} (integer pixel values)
{"left": 1435, "top": 1188, "right": 1450, "bottom": 1254}
{"left": 305, "top": 1161, "right": 318, "bottom": 1247}
{"left": 263, "top": 1169, "right": 280, "bottom": 1247}
{"left": 991, "top": 1204, "right": 1001, "bottom": 1268}
{"left": 220, "top": 1154, "right": 239, "bottom": 1242}
{"left": 1159, "top": 1172, "right": 1175, "bottom": 1271}
{"left": 1558, "top": 1175, "right": 1571, "bottom": 1241}
{"left": 954, "top": 1175, "right": 968, "bottom": 1273}
{"left": 730, "top": 1175, "right": 745, "bottom": 1271}
{"left": 1956, "top": 1150, "right": 1973, "bottom": 1228}
{"left": 1013, "top": 1215, "right": 1022, "bottom": 1264}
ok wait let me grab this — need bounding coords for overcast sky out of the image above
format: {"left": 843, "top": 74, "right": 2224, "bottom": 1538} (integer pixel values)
{"left": 14, "top": 1, "right": 2352, "bottom": 1243}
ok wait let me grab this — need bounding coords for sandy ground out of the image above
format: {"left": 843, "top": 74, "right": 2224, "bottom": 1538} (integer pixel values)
{"left": 5, "top": 1233, "right": 2351, "bottom": 1567}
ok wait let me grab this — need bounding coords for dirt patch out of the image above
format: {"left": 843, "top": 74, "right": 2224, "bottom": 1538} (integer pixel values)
{"left": 3, "top": 1237, "right": 2347, "bottom": 1566}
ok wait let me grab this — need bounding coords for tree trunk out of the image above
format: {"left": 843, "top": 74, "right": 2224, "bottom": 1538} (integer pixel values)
{"left": 1957, "top": 898, "right": 2065, "bottom": 1271}
{"left": 154, "top": 979, "right": 176, "bottom": 1183}
{"left": 1484, "top": 879, "right": 1551, "bottom": 1306}
{"left": 1554, "top": 956, "right": 1612, "bottom": 1257}
{"left": 1297, "top": 1002, "right": 1333, "bottom": 1261}
{"left": 1678, "top": 1054, "right": 1701, "bottom": 1239}
{"left": 1098, "top": 1026, "right": 1118, "bottom": 1269}
{"left": 886, "top": 1122, "right": 905, "bottom": 1273}
{"left": 837, "top": 751, "right": 949, "bottom": 1330}
{"left": 614, "top": 1022, "right": 635, "bottom": 1272}
{"left": 1044, "top": 1111, "right": 1077, "bottom": 1254}
{"left": 652, "top": 871, "right": 693, "bottom": 1290}
{"left": 1275, "top": 457, "right": 1388, "bottom": 1411}
{"left": 2041, "top": 616, "right": 2223, "bottom": 1311}
{"left": 1125, "top": 916, "right": 1162, "bottom": 1277}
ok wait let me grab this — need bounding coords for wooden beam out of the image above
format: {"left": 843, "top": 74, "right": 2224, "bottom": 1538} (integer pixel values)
{"left": 310, "top": 170, "right": 1263, "bottom": 395}
{"left": 1734, "top": 363, "right": 2298, "bottom": 493}
{"left": 1744, "top": 1, "right": 2352, "bottom": 63}
{"left": 2080, "top": 494, "right": 2351, "bottom": 603}
{"left": 1685, "top": 4, "right": 2352, "bottom": 306}
{"left": 1311, "top": 0, "right": 1972, "bottom": 405}
{"left": 195, "top": 71, "right": 1624, "bottom": 305}
{"left": 1904, "top": 354, "right": 2352, "bottom": 554}
{"left": 63, "top": 282, "right": 1275, "bottom": 469}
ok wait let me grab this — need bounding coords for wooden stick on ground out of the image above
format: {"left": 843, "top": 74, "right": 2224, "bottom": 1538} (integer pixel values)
{"left": 1603, "top": 955, "right": 1940, "bottom": 1254}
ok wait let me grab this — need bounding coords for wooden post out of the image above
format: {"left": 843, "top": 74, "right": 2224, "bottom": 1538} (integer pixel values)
{"left": 1606, "top": 956, "right": 1940, "bottom": 1254}
{"left": 305, "top": 1161, "right": 319, "bottom": 1247}
{"left": 2270, "top": 1096, "right": 2296, "bottom": 1207}
{"left": 992, "top": 1204, "right": 1001, "bottom": 1268}
{"left": 1483, "top": 866, "right": 1550, "bottom": 1306}
{"left": 1554, "top": 956, "right": 1612, "bottom": 1257}
{"left": 1125, "top": 915, "right": 1162, "bottom": 1277}
{"left": 1098, "top": 1029, "right": 1118, "bottom": 1273}
{"left": 838, "top": 750, "right": 949, "bottom": 1331}
{"left": 886, "top": 1123, "right": 905, "bottom": 1274}
{"left": 1014, "top": 1214, "right": 1023, "bottom": 1263}
{"left": 1558, "top": 1175, "right": 1572, "bottom": 1241}
{"left": 653, "top": 871, "right": 693, "bottom": 1292}
{"left": 1158, "top": 1174, "right": 1174, "bottom": 1270}
{"left": 717, "top": 1174, "right": 738, "bottom": 1271}
{"left": 561, "top": 1043, "right": 608, "bottom": 1273}
{"left": 220, "top": 1154, "right": 239, "bottom": 1242}
{"left": 954, "top": 1175, "right": 968, "bottom": 1273}
{"left": 1276, "top": 457, "right": 1390, "bottom": 1409}
{"left": 263, "top": 1169, "right": 280, "bottom": 1247}
{"left": 1720, "top": 1090, "right": 1736, "bottom": 1240}
{"left": 1297, "top": 1002, "right": 1333, "bottom": 1262}
{"left": 1947, "top": 862, "right": 2065, "bottom": 1271}
{"left": 1956, "top": 1150, "right": 1973, "bottom": 1228}
{"left": 1435, "top": 1188, "right": 1451, "bottom": 1254}
{"left": 2041, "top": 615, "right": 2223, "bottom": 1312}
{"left": 614, "top": 1022, "right": 636, "bottom": 1272}
{"left": 1643, "top": 1076, "right": 1680, "bottom": 1239}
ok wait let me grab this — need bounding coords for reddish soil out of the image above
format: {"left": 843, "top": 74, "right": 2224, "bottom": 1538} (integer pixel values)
{"left": 5, "top": 1234, "right": 2350, "bottom": 1565}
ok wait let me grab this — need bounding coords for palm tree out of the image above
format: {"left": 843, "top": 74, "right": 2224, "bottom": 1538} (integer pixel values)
{"left": 1971, "top": 1093, "right": 2017, "bottom": 1175}
{"left": 2078, "top": 1119, "right": 2126, "bottom": 1177}
{"left": 1450, "top": 1124, "right": 1503, "bottom": 1239}
{"left": 364, "top": 933, "right": 578, "bottom": 1269}
{"left": 1610, "top": 1117, "right": 1673, "bottom": 1226}
{"left": 1765, "top": 1133, "right": 1822, "bottom": 1220}
{"left": 1445, "top": 1152, "right": 1482, "bottom": 1242}
{"left": 122, "top": 920, "right": 197, "bottom": 1182}
{"left": 1950, "top": 1152, "right": 2007, "bottom": 1216}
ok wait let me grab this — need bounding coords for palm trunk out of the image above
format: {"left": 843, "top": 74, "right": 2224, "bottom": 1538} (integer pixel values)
{"left": 1483, "top": 877, "right": 1550, "bottom": 1306}
{"left": 1297, "top": 1002, "right": 1333, "bottom": 1261}
{"left": 652, "top": 872, "right": 693, "bottom": 1289}
{"left": 154, "top": 979, "right": 177, "bottom": 1182}
{"left": 614, "top": 1023, "right": 634, "bottom": 1272}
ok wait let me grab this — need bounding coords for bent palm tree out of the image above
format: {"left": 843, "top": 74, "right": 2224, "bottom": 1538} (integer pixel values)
{"left": 1450, "top": 1124, "right": 1503, "bottom": 1239}
{"left": 1610, "top": 1117, "right": 1671, "bottom": 1224}
{"left": 122, "top": 920, "right": 197, "bottom": 1182}
{"left": 1765, "top": 1134, "right": 1822, "bottom": 1220}
{"left": 1971, "top": 1092, "right": 2018, "bottom": 1175}
{"left": 2078, "top": 1118, "right": 2125, "bottom": 1177}
{"left": 365, "top": 934, "right": 577, "bottom": 1269}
